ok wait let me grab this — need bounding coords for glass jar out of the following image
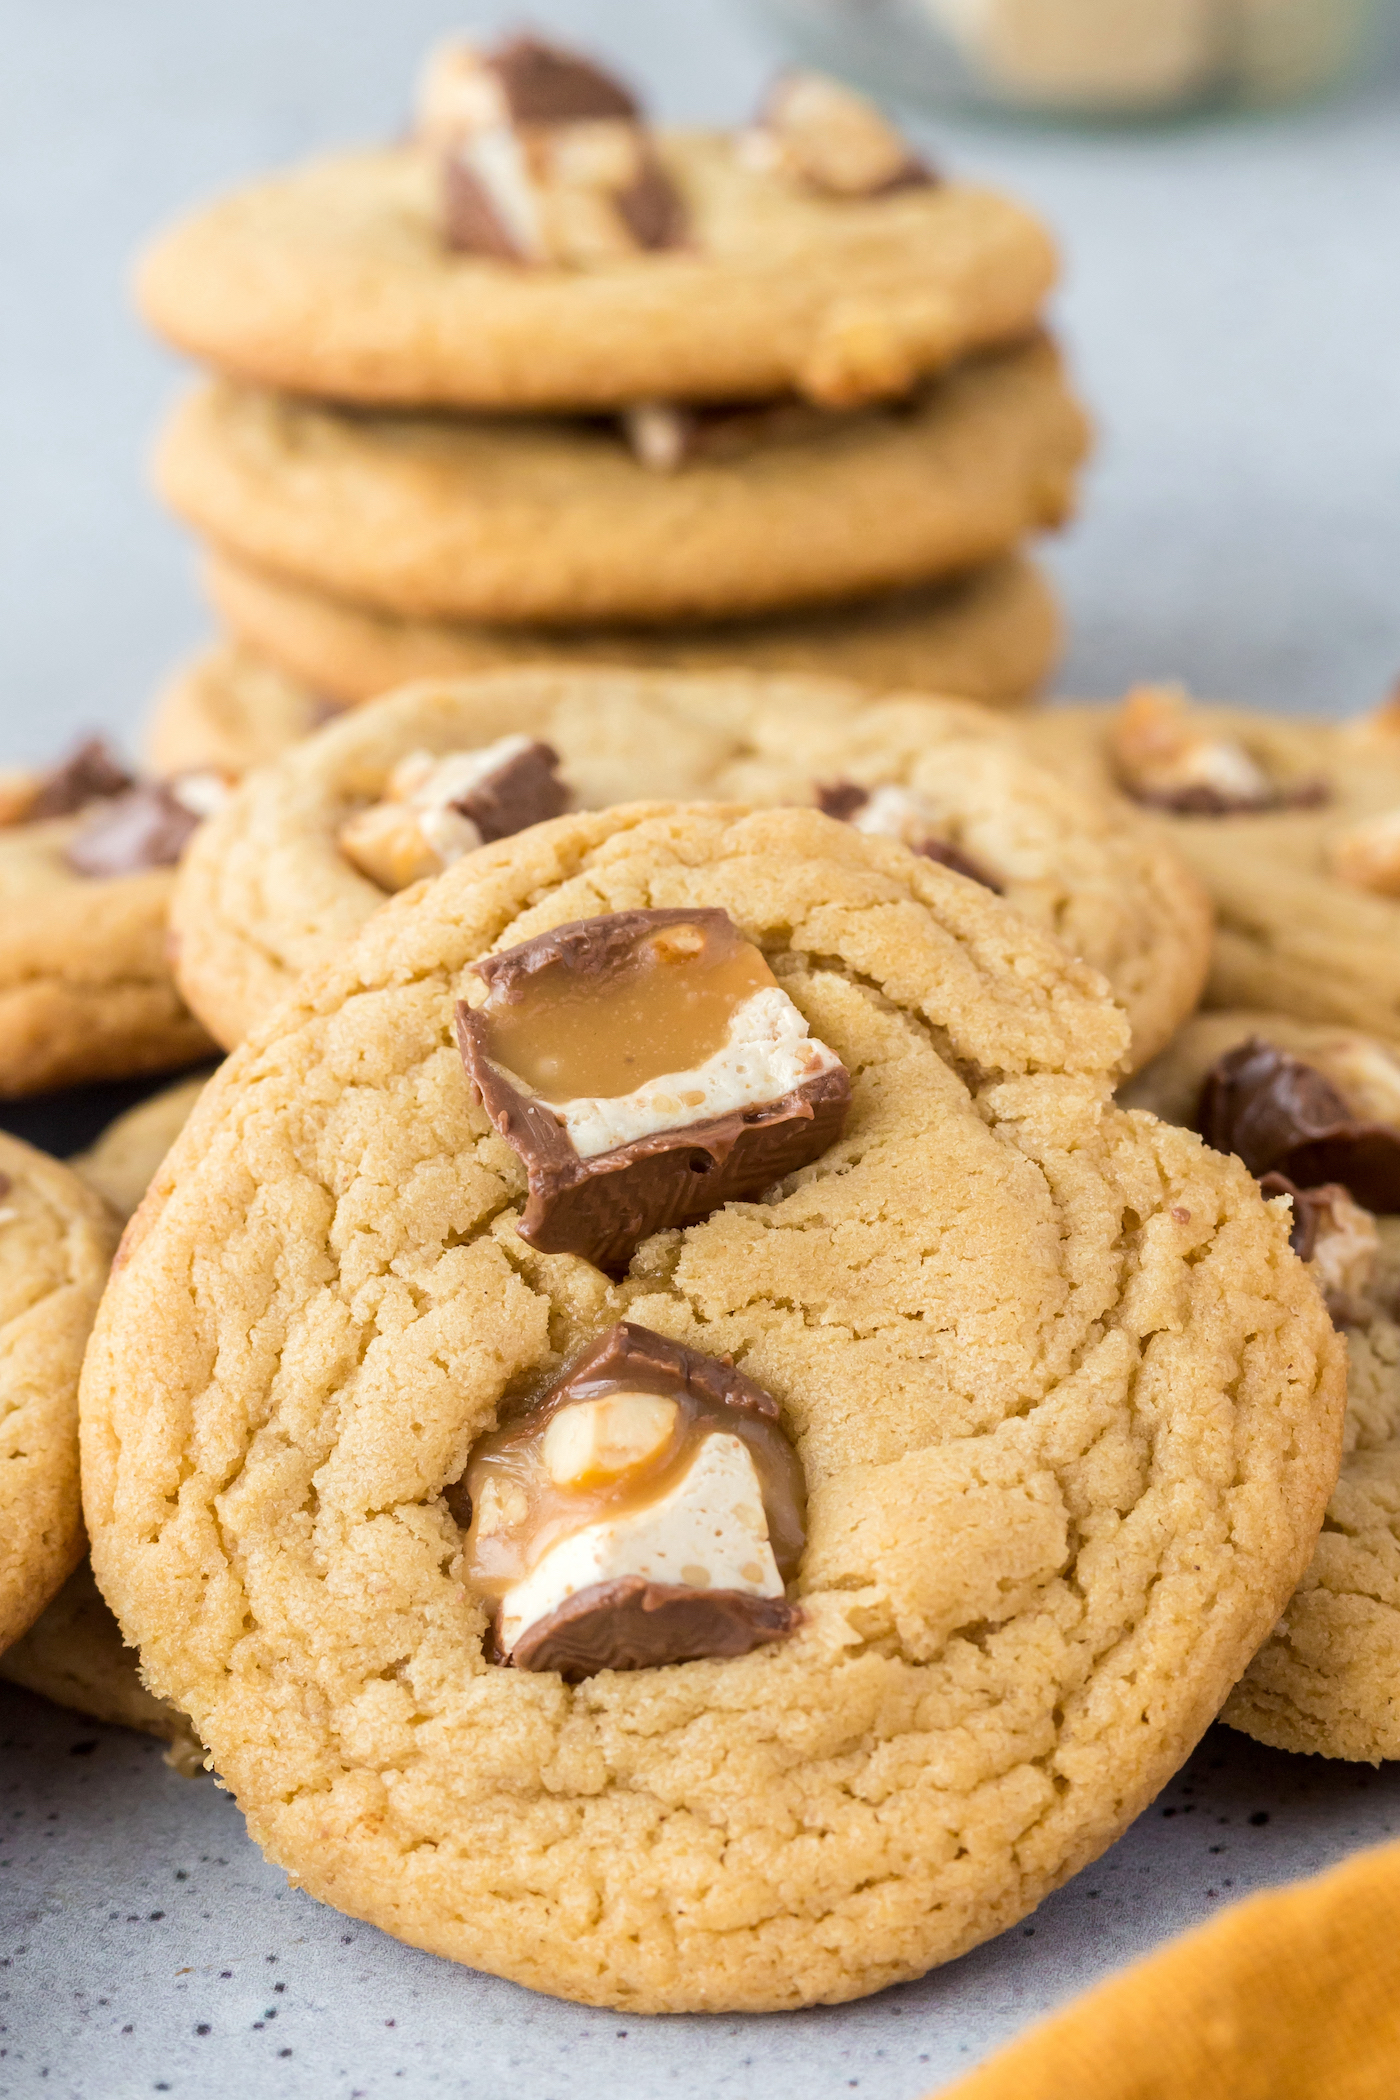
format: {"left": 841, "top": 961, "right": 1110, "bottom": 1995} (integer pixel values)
{"left": 744, "top": 0, "right": 1381, "bottom": 119}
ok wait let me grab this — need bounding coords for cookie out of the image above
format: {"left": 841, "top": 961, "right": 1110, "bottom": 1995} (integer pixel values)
{"left": 1023, "top": 687, "right": 1400, "bottom": 1043}
{"left": 70, "top": 1070, "right": 213, "bottom": 1223}
{"left": 169, "top": 667, "right": 1211, "bottom": 1062}
{"left": 0, "top": 1132, "right": 119, "bottom": 1653}
{"left": 154, "top": 337, "right": 1088, "bottom": 627}
{"left": 136, "top": 136, "right": 1055, "bottom": 415}
{"left": 0, "top": 1560, "right": 204, "bottom": 1771}
{"left": 144, "top": 646, "right": 343, "bottom": 780}
{"left": 202, "top": 546, "right": 1062, "bottom": 714}
{"left": 0, "top": 740, "right": 219, "bottom": 1096}
{"left": 83, "top": 800, "right": 1343, "bottom": 2008}
{"left": 1124, "top": 1011, "right": 1400, "bottom": 1760}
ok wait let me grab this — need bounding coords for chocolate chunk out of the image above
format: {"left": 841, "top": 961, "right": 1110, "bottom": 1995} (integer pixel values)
{"left": 458, "top": 908, "right": 851, "bottom": 1272}
{"left": 614, "top": 146, "right": 688, "bottom": 250}
{"left": 28, "top": 736, "right": 134, "bottom": 822}
{"left": 442, "top": 154, "right": 528, "bottom": 260}
{"left": 815, "top": 781, "right": 873, "bottom": 823}
{"left": 814, "top": 780, "right": 1003, "bottom": 892}
{"left": 488, "top": 34, "right": 639, "bottom": 123}
{"left": 1196, "top": 1038, "right": 1400, "bottom": 1211}
{"left": 1258, "top": 1172, "right": 1329, "bottom": 1262}
{"left": 453, "top": 739, "right": 567, "bottom": 843}
{"left": 64, "top": 783, "right": 201, "bottom": 878}
{"left": 1132, "top": 777, "right": 1331, "bottom": 818}
{"left": 460, "top": 1016, "right": 850, "bottom": 1273}
{"left": 510, "top": 1575, "right": 800, "bottom": 1681}
{"left": 474, "top": 906, "right": 733, "bottom": 1001}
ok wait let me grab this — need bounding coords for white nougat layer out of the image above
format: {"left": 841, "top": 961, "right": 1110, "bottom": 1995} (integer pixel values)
{"left": 499, "top": 1431, "right": 783, "bottom": 1657}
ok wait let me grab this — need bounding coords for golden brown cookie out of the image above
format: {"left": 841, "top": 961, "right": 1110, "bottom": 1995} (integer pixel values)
{"left": 144, "top": 646, "right": 343, "bottom": 780}
{"left": 1023, "top": 690, "right": 1400, "bottom": 1043}
{"left": 0, "top": 1133, "right": 118, "bottom": 1653}
{"left": 155, "top": 337, "right": 1087, "bottom": 627}
{"left": 0, "top": 1560, "right": 204, "bottom": 1770}
{"left": 170, "top": 668, "right": 1211, "bottom": 1061}
{"left": 0, "top": 746, "right": 218, "bottom": 1096}
{"left": 201, "top": 546, "right": 1061, "bottom": 714}
{"left": 137, "top": 135, "right": 1057, "bottom": 412}
{"left": 1124, "top": 1009, "right": 1400, "bottom": 1761}
{"left": 83, "top": 801, "right": 1343, "bottom": 2009}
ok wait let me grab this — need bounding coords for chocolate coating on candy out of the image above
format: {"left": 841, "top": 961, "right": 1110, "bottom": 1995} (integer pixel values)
{"left": 1132, "top": 777, "right": 1330, "bottom": 818}
{"left": 443, "top": 159, "right": 524, "bottom": 261}
{"left": 1196, "top": 1039, "right": 1400, "bottom": 1212}
{"left": 487, "top": 35, "right": 639, "bottom": 123}
{"left": 457, "top": 909, "right": 851, "bottom": 1274}
{"left": 452, "top": 738, "right": 567, "bottom": 843}
{"left": 814, "top": 781, "right": 1003, "bottom": 893}
{"left": 64, "top": 782, "right": 201, "bottom": 878}
{"left": 614, "top": 147, "right": 689, "bottom": 250}
{"left": 1258, "top": 1172, "right": 1331, "bottom": 1262}
{"left": 511, "top": 1576, "right": 799, "bottom": 1681}
{"left": 28, "top": 737, "right": 134, "bottom": 822}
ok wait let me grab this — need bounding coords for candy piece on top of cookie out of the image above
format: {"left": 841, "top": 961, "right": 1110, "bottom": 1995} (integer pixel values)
{"left": 1123, "top": 1007, "right": 1400, "bottom": 1762}
{"left": 816, "top": 778, "right": 1003, "bottom": 889}
{"left": 418, "top": 33, "right": 687, "bottom": 267}
{"left": 449, "top": 1321, "right": 803, "bottom": 1677}
{"left": 83, "top": 800, "right": 1344, "bottom": 2010}
{"left": 0, "top": 736, "right": 219, "bottom": 1095}
{"left": 457, "top": 908, "right": 850, "bottom": 1272}
{"left": 338, "top": 735, "right": 567, "bottom": 891}
{"left": 136, "top": 35, "right": 1058, "bottom": 411}
{"left": 1107, "top": 683, "right": 1328, "bottom": 816}
{"left": 744, "top": 70, "right": 933, "bottom": 198}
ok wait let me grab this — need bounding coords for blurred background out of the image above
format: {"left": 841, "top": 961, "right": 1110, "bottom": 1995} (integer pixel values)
{"left": 2, "top": 0, "right": 1399, "bottom": 743}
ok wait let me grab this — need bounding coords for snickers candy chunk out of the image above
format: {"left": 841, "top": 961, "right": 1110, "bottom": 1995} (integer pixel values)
{"left": 454, "top": 1322, "right": 803, "bottom": 1679}
{"left": 420, "top": 33, "right": 687, "bottom": 267}
{"left": 337, "top": 735, "right": 567, "bottom": 892}
{"left": 457, "top": 906, "right": 850, "bottom": 1272}
{"left": 815, "top": 780, "right": 1002, "bottom": 891}
{"left": 744, "top": 70, "right": 934, "bottom": 199}
{"left": 1105, "top": 685, "right": 1327, "bottom": 817}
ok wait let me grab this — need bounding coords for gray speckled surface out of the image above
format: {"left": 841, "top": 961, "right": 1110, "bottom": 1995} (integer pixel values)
{"left": 4, "top": 2, "right": 1400, "bottom": 2093}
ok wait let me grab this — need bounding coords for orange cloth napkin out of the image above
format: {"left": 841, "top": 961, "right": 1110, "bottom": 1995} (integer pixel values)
{"left": 937, "top": 1837, "right": 1400, "bottom": 2100}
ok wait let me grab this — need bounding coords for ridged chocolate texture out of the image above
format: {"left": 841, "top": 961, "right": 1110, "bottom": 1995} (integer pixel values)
{"left": 474, "top": 908, "right": 733, "bottom": 998}
{"left": 453, "top": 739, "right": 566, "bottom": 843}
{"left": 511, "top": 1576, "right": 800, "bottom": 1682}
{"left": 1196, "top": 1039, "right": 1400, "bottom": 1211}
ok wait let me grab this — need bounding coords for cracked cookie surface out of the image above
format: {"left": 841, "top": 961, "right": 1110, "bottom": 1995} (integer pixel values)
{"left": 0, "top": 1132, "right": 118, "bottom": 1652}
{"left": 155, "top": 338, "right": 1086, "bottom": 627}
{"left": 198, "top": 548, "right": 1060, "bottom": 718}
{"left": 137, "top": 139, "right": 1056, "bottom": 412}
{"left": 1024, "top": 702, "right": 1400, "bottom": 1045}
{"left": 85, "top": 804, "right": 1342, "bottom": 2009}
{"left": 1126, "top": 1010, "right": 1400, "bottom": 1761}
{"left": 170, "top": 667, "right": 1210, "bottom": 1064}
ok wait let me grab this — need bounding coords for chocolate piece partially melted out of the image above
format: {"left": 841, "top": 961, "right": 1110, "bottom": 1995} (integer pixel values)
{"left": 1196, "top": 1039, "right": 1400, "bottom": 1212}
{"left": 1258, "top": 1172, "right": 1332, "bottom": 1262}
{"left": 64, "top": 782, "right": 201, "bottom": 878}
{"left": 453, "top": 739, "right": 567, "bottom": 843}
{"left": 1130, "top": 778, "right": 1331, "bottom": 818}
{"left": 488, "top": 34, "right": 639, "bottom": 123}
{"left": 28, "top": 736, "right": 134, "bottom": 822}
{"left": 511, "top": 1576, "right": 799, "bottom": 1681}
{"left": 814, "top": 781, "right": 1003, "bottom": 893}
{"left": 458, "top": 909, "right": 851, "bottom": 1273}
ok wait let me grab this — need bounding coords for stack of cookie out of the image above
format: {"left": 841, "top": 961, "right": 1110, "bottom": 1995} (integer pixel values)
{"left": 133, "top": 32, "right": 1091, "bottom": 775}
